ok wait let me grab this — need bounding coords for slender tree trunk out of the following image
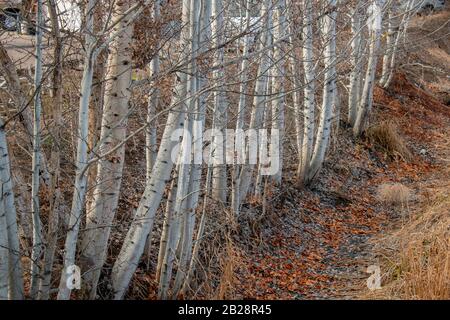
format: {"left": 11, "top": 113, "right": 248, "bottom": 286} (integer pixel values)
{"left": 172, "top": 0, "right": 211, "bottom": 296}
{"left": 0, "top": 119, "right": 24, "bottom": 300}
{"left": 146, "top": 0, "right": 161, "bottom": 181}
{"left": 38, "top": 0, "right": 64, "bottom": 300}
{"left": 353, "top": 1, "right": 383, "bottom": 137}
{"left": 211, "top": 0, "right": 228, "bottom": 203}
{"left": 81, "top": 0, "right": 134, "bottom": 299}
{"left": 348, "top": 2, "right": 363, "bottom": 126}
{"left": 57, "top": 0, "right": 97, "bottom": 300}
{"left": 238, "top": 0, "right": 272, "bottom": 205}
{"left": 29, "top": 0, "right": 44, "bottom": 299}
{"left": 231, "top": 0, "right": 251, "bottom": 216}
{"left": 0, "top": 189, "right": 8, "bottom": 300}
{"left": 158, "top": 0, "right": 200, "bottom": 300}
{"left": 307, "top": 0, "right": 337, "bottom": 183}
{"left": 111, "top": 0, "right": 192, "bottom": 298}
{"left": 143, "top": 0, "right": 162, "bottom": 262}
{"left": 296, "top": 0, "right": 316, "bottom": 185}
{"left": 271, "top": 0, "right": 286, "bottom": 185}
{"left": 155, "top": 173, "right": 178, "bottom": 279}
{"left": 86, "top": 1, "right": 107, "bottom": 219}
{"left": 380, "top": 0, "right": 415, "bottom": 89}
{"left": 380, "top": 8, "right": 394, "bottom": 88}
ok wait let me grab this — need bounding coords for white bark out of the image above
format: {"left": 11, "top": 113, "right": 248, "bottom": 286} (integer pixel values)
{"left": 158, "top": 0, "right": 200, "bottom": 300}
{"left": 0, "top": 191, "right": 8, "bottom": 300}
{"left": 211, "top": 0, "right": 228, "bottom": 203}
{"left": 297, "top": 0, "right": 316, "bottom": 185}
{"left": 57, "top": 0, "right": 97, "bottom": 300}
{"left": 353, "top": 1, "right": 383, "bottom": 137}
{"left": 172, "top": 0, "right": 211, "bottom": 296}
{"left": 155, "top": 174, "right": 178, "bottom": 279}
{"left": 231, "top": 0, "right": 251, "bottom": 216}
{"left": 0, "top": 120, "right": 24, "bottom": 300}
{"left": 307, "top": 0, "right": 337, "bottom": 182}
{"left": 379, "top": 8, "right": 394, "bottom": 88}
{"left": 81, "top": 0, "right": 134, "bottom": 299}
{"left": 30, "top": 0, "right": 44, "bottom": 299}
{"left": 111, "top": 0, "right": 193, "bottom": 299}
{"left": 146, "top": 0, "right": 161, "bottom": 180}
{"left": 271, "top": 0, "right": 286, "bottom": 184}
{"left": 39, "top": 0, "right": 64, "bottom": 300}
{"left": 380, "top": 0, "right": 415, "bottom": 89}
{"left": 238, "top": 0, "right": 272, "bottom": 206}
{"left": 348, "top": 2, "right": 363, "bottom": 126}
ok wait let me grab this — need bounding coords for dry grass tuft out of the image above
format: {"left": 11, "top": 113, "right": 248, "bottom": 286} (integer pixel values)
{"left": 367, "top": 121, "right": 412, "bottom": 162}
{"left": 377, "top": 183, "right": 411, "bottom": 206}
{"left": 368, "top": 187, "right": 450, "bottom": 300}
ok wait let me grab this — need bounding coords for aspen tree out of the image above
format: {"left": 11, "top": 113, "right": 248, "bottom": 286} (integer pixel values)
{"left": 172, "top": 0, "right": 212, "bottom": 296}
{"left": 211, "top": 0, "right": 228, "bottom": 203}
{"left": 353, "top": 0, "right": 383, "bottom": 137}
{"left": 111, "top": 0, "right": 192, "bottom": 299}
{"left": 348, "top": 1, "right": 363, "bottom": 126}
{"left": 307, "top": 0, "right": 337, "bottom": 182}
{"left": 0, "top": 189, "right": 8, "bottom": 300}
{"left": 29, "top": 0, "right": 44, "bottom": 299}
{"left": 158, "top": 0, "right": 200, "bottom": 300}
{"left": 380, "top": 0, "right": 415, "bottom": 89}
{"left": 58, "top": 0, "right": 97, "bottom": 300}
{"left": 146, "top": 0, "right": 161, "bottom": 180}
{"left": 232, "top": 0, "right": 251, "bottom": 215}
{"left": 82, "top": 0, "right": 134, "bottom": 299}
{"left": 296, "top": 0, "right": 316, "bottom": 185}
{"left": 0, "top": 119, "right": 24, "bottom": 300}
{"left": 238, "top": 0, "right": 273, "bottom": 205}
{"left": 38, "top": 0, "right": 64, "bottom": 300}
{"left": 271, "top": 0, "right": 286, "bottom": 184}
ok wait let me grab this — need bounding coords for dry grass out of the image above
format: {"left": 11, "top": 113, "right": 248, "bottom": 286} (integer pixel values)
{"left": 377, "top": 183, "right": 411, "bottom": 206}
{"left": 367, "top": 186, "right": 450, "bottom": 300}
{"left": 367, "top": 121, "right": 412, "bottom": 162}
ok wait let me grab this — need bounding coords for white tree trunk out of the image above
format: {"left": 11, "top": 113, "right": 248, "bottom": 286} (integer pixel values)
{"left": 231, "top": 0, "right": 251, "bottom": 216}
{"left": 57, "top": 0, "right": 97, "bottom": 300}
{"left": 238, "top": 0, "right": 272, "bottom": 205}
{"left": 307, "top": 0, "right": 337, "bottom": 183}
{"left": 111, "top": 0, "right": 193, "bottom": 299}
{"left": 38, "top": 0, "right": 64, "bottom": 300}
{"left": 380, "top": 0, "right": 415, "bottom": 89}
{"left": 0, "top": 191, "right": 8, "bottom": 300}
{"left": 146, "top": 0, "right": 161, "bottom": 180}
{"left": 271, "top": 0, "right": 286, "bottom": 185}
{"left": 158, "top": 0, "right": 200, "bottom": 299}
{"left": 0, "top": 119, "right": 24, "bottom": 300}
{"left": 155, "top": 174, "right": 178, "bottom": 279}
{"left": 30, "top": 0, "right": 44, "bottom": 299}
{"left": 353, "top": 1, "right": 383, "bottom": 137}
{"left": 81, "top": 0, "right": 134, "bottom": 299}
{"left": 297, "top": 0, "right": 316, "bottom": 185}
{"left": 211, "top": 0, "right": 228, "bottom": 203}
{"left": 348, "top": 2, "right": 363, "bottom": 126}
{"left": 172, "top": 0, "right": 211, "bottom": 296}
